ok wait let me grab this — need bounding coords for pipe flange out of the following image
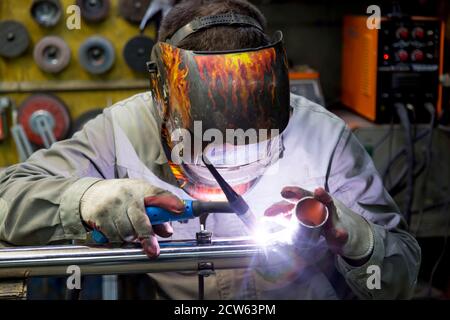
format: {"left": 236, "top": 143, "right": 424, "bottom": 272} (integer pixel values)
{"left": 123, "top": 35, "right": 155, "bottom": 73}
{"left": 30, "top": 0, "right": 62, "bottom": 27}
{"left": 76, "top": 0, "right": 111, "bottom": 23}
{"left": 33, "top": 36, "right": 71, "bottom": 73}
{"left": 78, "top": 36, "right": 115, "bottom": 75}
{"left": 0, "top": 20, "right": 30, "bottom": 58}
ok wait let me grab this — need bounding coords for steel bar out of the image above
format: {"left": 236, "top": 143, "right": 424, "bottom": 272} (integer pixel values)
{"left": 0, "top": 238, "right": 265, "bottom": 279}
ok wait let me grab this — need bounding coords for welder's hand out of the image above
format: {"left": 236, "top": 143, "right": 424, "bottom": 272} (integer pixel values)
{"left": 80, "top": 179, "right": 184, "bottom": 258}
{"left": 264, "top": 186, "right": 374, "bottom": 262}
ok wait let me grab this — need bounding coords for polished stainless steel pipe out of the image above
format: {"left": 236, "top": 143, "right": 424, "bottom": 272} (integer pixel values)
{"left": 293, "top": 197, "right": 329, "bottom": 244}
{"left": 0, "top": 238, "right": 265, "bottom": 279}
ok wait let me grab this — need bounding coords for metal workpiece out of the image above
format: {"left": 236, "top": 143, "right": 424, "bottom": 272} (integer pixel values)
{"left": 0, "top": 238, "right": 266, "bottom": 279}
{"left": 293, "top": 196, "right": 329, "bottom": 244}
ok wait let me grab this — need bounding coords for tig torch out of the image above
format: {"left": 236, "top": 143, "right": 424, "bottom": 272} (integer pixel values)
{"left": 202, "top": 155, "right": 258, "bottom": 231}
{"left": 93, "top": 156, "right": 258, "bottom": 243}
{"left": 92, "top": 200, "right": 234, "bottom": 243}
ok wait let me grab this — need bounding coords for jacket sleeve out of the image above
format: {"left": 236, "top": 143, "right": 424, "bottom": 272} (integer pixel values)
{"left": 327, "top": 125, "right": 421, "bottom": 299}
{"left": 0, "top": 110, "right": 117, "bottom": 245}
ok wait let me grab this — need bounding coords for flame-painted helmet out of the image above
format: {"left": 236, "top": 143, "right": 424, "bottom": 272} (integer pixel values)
{"left": 148, "top": 13, "right": 290, "bottom": 200}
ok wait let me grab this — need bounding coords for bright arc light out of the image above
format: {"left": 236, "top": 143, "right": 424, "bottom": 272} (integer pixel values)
{"left": 252, "top": 216, "right": 297, "bottom": 246}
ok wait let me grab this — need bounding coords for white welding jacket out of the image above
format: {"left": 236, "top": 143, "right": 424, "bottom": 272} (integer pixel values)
{"left": 0, "top": 93, "right": 421, "bottom": 300}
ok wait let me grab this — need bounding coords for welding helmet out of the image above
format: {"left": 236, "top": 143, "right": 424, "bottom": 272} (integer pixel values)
{"left": 148, "top": 13, "right": 290, "bottom": 200}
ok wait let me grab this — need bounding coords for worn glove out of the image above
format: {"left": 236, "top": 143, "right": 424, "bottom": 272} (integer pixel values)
{"left": 80, "top": 179, "right": 184, "bottom": 257}
{"left": 265, "top": 186, "right": 374, "bottom": 262}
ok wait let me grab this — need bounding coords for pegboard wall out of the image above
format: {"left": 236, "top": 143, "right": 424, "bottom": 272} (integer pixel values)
{"left": 0, "top": 0, "right": 157, "bottom": 167}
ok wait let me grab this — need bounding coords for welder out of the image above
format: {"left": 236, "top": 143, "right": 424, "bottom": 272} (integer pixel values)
{"left": 0, "top": 0, "right": 420, "bottom": 299}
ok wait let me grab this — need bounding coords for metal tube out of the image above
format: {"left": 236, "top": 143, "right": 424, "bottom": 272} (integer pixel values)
{"left": 293, "top": 197, "right": 329, "bottom": 244}
{"left": 0, "top": 238, "right": 264, "bottom": 279}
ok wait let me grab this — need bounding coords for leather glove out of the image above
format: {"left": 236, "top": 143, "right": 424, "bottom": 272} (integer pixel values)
{"left": 80, "top": 179, "right": 184, "bottom": 257}
{"left": 265, "top": 186, "right": 374, "bottom": 262}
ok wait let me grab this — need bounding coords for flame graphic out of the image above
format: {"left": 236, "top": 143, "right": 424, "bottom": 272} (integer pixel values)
{"left": 150, "top": 75, "right": 165, "bottom": 116}
{"left": 194, "top": 48, "right": 277, "bottom": 125}
{"left": 160, "top": 43, "right": 192, "bottom": 128}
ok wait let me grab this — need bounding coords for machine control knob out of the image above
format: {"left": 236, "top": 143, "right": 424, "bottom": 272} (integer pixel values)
{"left": 396, "top": 27, "right": 409, "bottom": 40}
{"left": 412, "top": 27, "right": 425, "bottom": 39}
{"left": 411, "top": 49, "right": 424, "bottom": 62}
{"left": 397, "top": 49, "right": 409, "bottom": 62}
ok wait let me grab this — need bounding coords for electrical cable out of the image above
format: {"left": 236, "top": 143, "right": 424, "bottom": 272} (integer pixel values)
{"left": 413, "top": 103, "right": 436, "bottom": 235}
{"left": 427, "top": 200, "right": 450, "bottom": 298}
{"left": 373, "top": 116, "right": 394, "bottom": 152}
{"left": 382, "top": 119, "right": 433, "bottom": 196}
{"left": 394, "top": 103, "right": 415, "bottom": 224}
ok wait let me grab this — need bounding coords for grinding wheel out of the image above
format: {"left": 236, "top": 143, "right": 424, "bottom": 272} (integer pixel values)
{"left": 119, "top": 0, "right": 152, "bottom": 24}
{"left": 123, "top": 35, "right": 154, "bottom": 73}
{"left": 30, "top": 0, "right": 62, "bottom": 27}
{"left": 0, "top": 20, "right": 30, "bottom": 58}
{"left": 76, "top": 0, "right": 111, "bottom": 23}
{"left": 70, "top": 108, "right": 103, "bottom": 136}
{"left": 78, "top": 36, "right": 115, "bottom": 75}
{"left": 18, "top": 94, "right": 71, "bottom": 146}
{"left": 34, "top": 36, "right": 71, "bottom": 73}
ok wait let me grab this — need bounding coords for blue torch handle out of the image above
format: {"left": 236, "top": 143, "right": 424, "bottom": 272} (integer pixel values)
{"left": 92, "top": 200, "right": 195, "bottom": 243}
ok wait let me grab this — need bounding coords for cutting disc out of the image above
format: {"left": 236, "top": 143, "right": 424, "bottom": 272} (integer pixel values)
{"left": 76, "top": 0, "right": 111, "bottom": 23}
{"left": 119, "top": 0, "right": 152, "bottom": 24}
{"left": 0, "top": 20, "right": 30, "bottom": 58}
{"left": 79, "top": 36, "right": 115, "bottom": 74}
{"left": 30, "top": 0, "right": 62, "bottom": 27}
{"left": 34, "top": 36, "right": 71, "bottom": 73}
{"left": 123, "top": 35, "right": 155, "bottom": 73}
{"left": 18, "top": 94, "right": 71, "bottom": 146}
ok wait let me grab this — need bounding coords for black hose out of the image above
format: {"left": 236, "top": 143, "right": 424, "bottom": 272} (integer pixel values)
{"left": 394, "top": 103, "right": 415, "bottom": 224}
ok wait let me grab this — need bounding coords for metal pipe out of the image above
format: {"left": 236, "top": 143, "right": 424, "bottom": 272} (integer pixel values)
{"left": 0, "top": 238, "right": 265, "bottom": 279}
{"left": 293, "top": 197, "right": 329, "bottom": 244}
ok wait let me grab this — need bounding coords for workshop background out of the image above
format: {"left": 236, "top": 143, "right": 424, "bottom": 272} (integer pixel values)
{"left": 1, "top": 0, "right": 450, "bottom": 299}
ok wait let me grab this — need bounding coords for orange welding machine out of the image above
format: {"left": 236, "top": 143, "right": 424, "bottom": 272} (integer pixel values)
{"left": 341, "top": 15, "right": 445, "bottom": 123}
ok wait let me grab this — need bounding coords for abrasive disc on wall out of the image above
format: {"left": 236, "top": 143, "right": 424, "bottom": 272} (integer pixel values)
{"left": 79, "top": 36, "right": 116, "bottom": 74}
{"left": 119, "top": 0, "right": 152, "bottom": 24}
{"left": 123, "top": 35, "right": 155, "bottom": 73}
{"left": 18, "top": 94, "right": 71, "bottom": 146}
{"left": 30, "top": 0, "right": 62, "bottom": 27}
{"left": 34, "top": 36, "right": 71, "bottom": 73}
{"left": 76, "top": 0, "right": 111, "bottom": 23}
{"left": 0, "top": 20, "right": 30, "bottom": 58}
